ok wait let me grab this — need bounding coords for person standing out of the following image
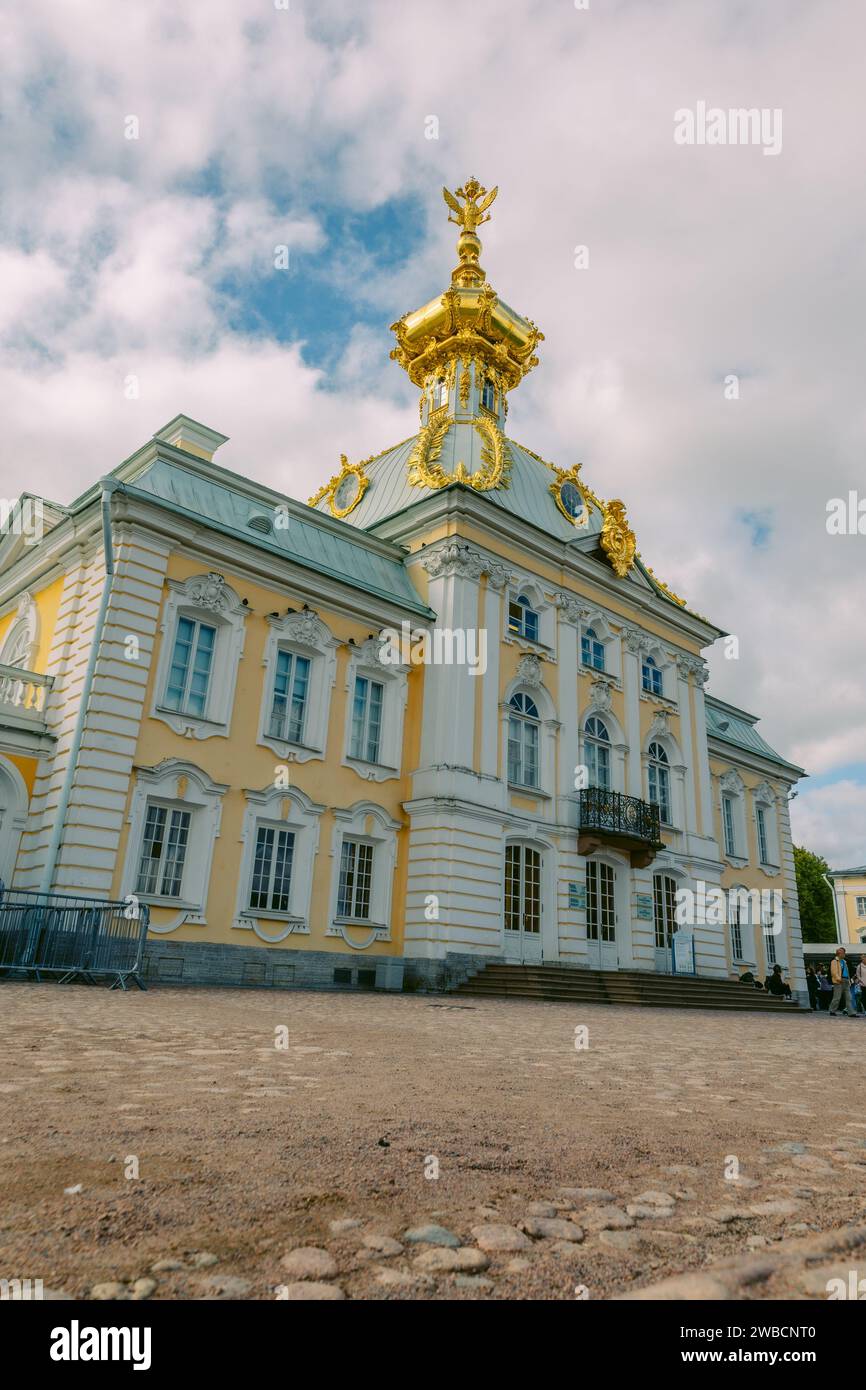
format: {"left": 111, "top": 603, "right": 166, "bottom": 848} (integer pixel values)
{"left": 856, "top": 958, "right": 866, "bottom": 1014}
{"left": 806, "top": 966, "right": 819, "bottom": 1011}
{"left": 829, "top": 947, "right": 857, "bottom": 1018}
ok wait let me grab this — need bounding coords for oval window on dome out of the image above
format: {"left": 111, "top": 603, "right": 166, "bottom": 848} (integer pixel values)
{"left": 331, "top": 471, "right": 363, "bottom": 516}
{"left": 558, "top": 480, "right": 587, "bottom": 524}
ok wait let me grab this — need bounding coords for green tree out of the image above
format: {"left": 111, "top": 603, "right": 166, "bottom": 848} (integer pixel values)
{"left": 794, "top": 845, "right": 837, "bottom": 942}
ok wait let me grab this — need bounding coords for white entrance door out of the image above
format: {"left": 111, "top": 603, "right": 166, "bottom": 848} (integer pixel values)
{"left": 653, "top": 873, "right": 677, "bottom": 973}
{"left": 586, "top": 860, "right": 618, "bottom": 971}
{"left": 503, "top": 844, "right": 543, "bottom": 962}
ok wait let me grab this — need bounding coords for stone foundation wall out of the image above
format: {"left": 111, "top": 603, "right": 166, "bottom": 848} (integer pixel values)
{"left": 142, "top": 940, "right": 405, "bottom": 992}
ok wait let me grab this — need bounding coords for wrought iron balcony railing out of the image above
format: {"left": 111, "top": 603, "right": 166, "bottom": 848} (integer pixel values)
{"left": 578, "top": 787, "right": 663, "bottom": 848}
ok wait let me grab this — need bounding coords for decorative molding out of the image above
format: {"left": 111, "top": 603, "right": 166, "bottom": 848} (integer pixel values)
{"left": 600, "top": 499, "right": 637, "bottom": 578}
{"left": 420, "top": 540, "right": 512, "bottom": 589}
{"left": 555, "top": 592, "right": 590, "bottom": 626}
{"left": 516, "top": 653, "right": 544, "bottom": 688}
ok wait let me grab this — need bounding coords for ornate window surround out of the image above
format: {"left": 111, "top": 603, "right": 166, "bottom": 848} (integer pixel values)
{"left": 257, "top": 609, "right": 339, "bottom": 764}
{"left": 0, "top": 591, "right": 40, "bottom": 670}
{"left": 326, "top": 800, "right": 401, "bottom": 948}
{"left": 579, "top": 610, "right": 619, "bottom": 679}
{"left": 342, "top": 637, "right": 409, "bottom": 783}
{"left": 719, "top": 768, "right": 749, "bottom": 868}
{"left": 501, "top": 658, "right": 558, "bottom": 800}
{"left": 232, "top": 783, "right": 325, "bottom": 940}
{"left": 151, "top": 572, "right": 249, "bottom": 740}
{"left": 121, "top": 759, "right": 228, "bottom": 931}
{"left": 752, "top": 780, "right": 781, "bottom": 874}
{"left": 642, "top": 713, "right": 686, "bottom": 830}
{"left": 504, "top": 577, "right": 554, "bottom": 654}
{"left": 580, "top": 691, "right": 627, "bottom": 793}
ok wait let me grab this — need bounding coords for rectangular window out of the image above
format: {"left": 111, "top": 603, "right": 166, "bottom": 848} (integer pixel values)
{"left": 337, "top": 839, "right": 374, "bottom": 919}
{"left": 507, "top": 716, "right": 539, "bottom": 788}
{"left": 349, "top": 676, "right": 383, "bottom": 764}
{"left": 722, "top": 796, "right": 736, "bottom": 857}
{"left": 764, "top": 924, "right": 776, "bottom": 966}
{"left": 268, "top": 650, "right": 310, "bottom": 744}
{"left": 857, "top": 896, "right": 866, "bottom": 918}
{"left": 248, "top": 825, "right": 295, "bottom": 912}
{"left": 586, "top": 861, "right": 615, "bottom": 943}
{"left": 581, "top": 632, "right": 605, "bottom": 671}
{"left": 730, "top": 901, "right": 743, "bottom": 961}
{"left": 503, "top": 845, "right": 541, "bottom": 934}
{"left": 756, "top": 806, "right": 769, "bottom": 863}
{"left": 642, "top": 662, "right": 662, "bottom": 695}
{"left": 164, "top": 616, "right": 216, "bottom": 718}
{"left": 136, "top": 804, "right": 191, "bottom": 899}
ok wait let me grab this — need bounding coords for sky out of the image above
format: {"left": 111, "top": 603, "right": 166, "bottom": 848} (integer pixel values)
{"left": 1, "top": 0, "right": 864, "bottom": 864}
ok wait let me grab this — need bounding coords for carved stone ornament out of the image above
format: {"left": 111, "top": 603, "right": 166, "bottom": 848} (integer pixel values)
{"left": 516, "top": 653, "right": 543, "bottom": 688}
{"left": 648, "top": 709, "right": 670, "bottom": 740}
{"left": 187, "top": 572, "right": 228, "bottom": 612}
{"left": 720, "top": 769, "right": 745, "bottom": 794}
{"left": 280, "top": 610, "right": 327, "bottom": 647}
{"left": 421, "top": 541, "right": 511, "bottom": 588}
{"left": 555, "top": 592, "right": 590, "bottom": 626}
{"left": 622, "top": 626, "right": 647, "bottom": 656}
{"left": 590, "top": 675, "right": 613, "bottom": 712}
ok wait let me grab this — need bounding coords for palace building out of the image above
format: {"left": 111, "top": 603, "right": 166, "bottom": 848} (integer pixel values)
{"left": 0, "top": 178, "right": 808, "bottom": 1000}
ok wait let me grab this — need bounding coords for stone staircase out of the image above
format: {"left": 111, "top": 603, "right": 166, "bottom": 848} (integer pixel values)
{"left": 453, "top": 962, "right": 800, "bottom": 1013}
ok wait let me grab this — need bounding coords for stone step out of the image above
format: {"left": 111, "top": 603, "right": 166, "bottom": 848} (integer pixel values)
{"left": 454, "top": 962, "right": 800, "bottom": 1013}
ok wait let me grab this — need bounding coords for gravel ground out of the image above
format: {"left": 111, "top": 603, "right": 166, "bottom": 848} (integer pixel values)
{"left": 1, "top": 982, "right": 864, "bottom": 1301}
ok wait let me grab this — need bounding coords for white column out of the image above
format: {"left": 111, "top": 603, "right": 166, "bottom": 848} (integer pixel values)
{"left": 480, "top": 580, "right": 504, "bottom": 779}
{"left": 555, "top": 596, "right": 582, "bottom": 821}
{"left": 691, "top": 668, "right": 714, "bottom": 837}
{"left": 676, "top": 658, "right": 699, "bottom": 836}
{"left": 621, "top": 629, "right": 643, "bottom": 797}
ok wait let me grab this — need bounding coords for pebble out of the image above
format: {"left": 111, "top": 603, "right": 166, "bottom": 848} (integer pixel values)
{"left": 131, "top": 1278, "right": 157, "bottom": 1300}
{"left": 362, "top": 1234, "right": 403, "bottom": 1257}
{"left": 790, "top": 1155, "right": 833, "bottom": 1173}
{"left": 375, "top": 1268, "right": 419, "bottom": 1288}
{"left": 709, "top": 1208, "right": 748, "bottom": 1224}
{"left": 64, "top": 1184, "right": 83, "bottom": 1196}
{"left": 626, "top": 1204, "right": 674, "bottom": 1220}
{"left": 582, "top": 1205, "right": 634, "bottom": 1232}
{"left": 196, "top": 1275, "right": 251, "bottom": 1298}
{"left": 634, "top": 1190, "right": 676, "bottom": 1207}
{"left": 403, "top": 1224, "right": 461, "bottom": 1248}
{"left": 747, "top": 1235, "right": 769, "bottom": 1249}
{"left": 281, "top": 1282, "right": 345, "bottom": 1300}
{"left": 329, "top": 1219, "right": 362, "bottom": 1235}
{"left": 90, "top": 1282, "right": 126, "bottom": 1300}
{"left": 617, "top": 1272, "right": 730, "bottom": 1300}
{"left": 471, "top": 1224, "right": 531, "bottom": 1253}
{"left": 525, "top": 1202, "right": 558, "bottom": 1217}
{"left": 550, "top": 1240, "right": 585, "bottom": 1259}
{"left": 558, "top": 1187, "right": 616, "bottom": 1203}
{"left": 520, "top": 1217, "right": 584, "bottom": 1242}
{"left": 413, "top": 1247, "right": 489, "bottom": 1273}
{"left": 190, "top": 1252, "right": 219, "bottom": 1268}
{"left": 454, "top": 1275, "right": 494, "bottom": 1290}
{"left": 280, "top": 1248, "right": 338, "bottom": 1280}
{"left": 151, "top": 1259, "right": 183, "bottom": 1273}
{"left": 475, "top": 1206, "right": 500, "bottom": 1220}
{"left": 505, "top": 1257, "right": 532, "bottom": 1273}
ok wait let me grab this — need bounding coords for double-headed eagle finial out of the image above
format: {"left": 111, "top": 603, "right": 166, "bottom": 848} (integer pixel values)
{"left": 442, "top": 177, "right": 498, "bottom": 234}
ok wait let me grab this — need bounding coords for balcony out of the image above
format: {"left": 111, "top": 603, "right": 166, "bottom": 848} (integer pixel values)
{"left": 0, "top": 663, "right": 54, "bottom": 753}
{"left": 577, "top": 787, "right": 664, "bottom": 868}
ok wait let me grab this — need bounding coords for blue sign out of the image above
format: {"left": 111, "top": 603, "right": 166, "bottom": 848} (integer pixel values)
{"left": 672, "top": 929, "right": 696, "bottom": 975}
{"left": 568, "top": 883, "right": 586, "bottom": 910}
{"left": 635, "top": 893, "right": 654, "bottom": 921}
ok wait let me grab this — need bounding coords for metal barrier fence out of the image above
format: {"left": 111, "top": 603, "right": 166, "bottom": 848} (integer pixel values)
{"left": 0, "top": 886, "right": 149, "bottom": 990}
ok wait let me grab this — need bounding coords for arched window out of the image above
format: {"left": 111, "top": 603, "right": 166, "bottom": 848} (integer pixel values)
{"left": 581, "top": 625, "right": 605, "bottom": 671}
{"left": 0, "top": 624, "right": 33, "bottom": 670}
{"left": 584, "top": 715, "right": 611, "bottom": 790}
{"left": 433, "top": 377, "right": 448, "bottom": 409}
{"left": 647, "top": 741, "right": 671, "bottom": 824}
{"left": 508, "top": 692, "right": 540, "bottom": 788}
{"left": 481, "top": 378, "right": 496, "bottom": 412}
{"left": 508, "top": 593, "right": 539, "bottom": 643}
{"left": 642, "top": 655, "right": 662, "bottom": 696}
{"left": 653, "top": 873, "right": 678, "bottom": 950}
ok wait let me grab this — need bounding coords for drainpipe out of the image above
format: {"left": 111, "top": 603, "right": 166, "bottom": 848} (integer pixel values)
{"left": 822, "top": 872, "right": 843, "bottom": 946}
{"left": 38, "top": 478, "right": 119, "bottom": 895}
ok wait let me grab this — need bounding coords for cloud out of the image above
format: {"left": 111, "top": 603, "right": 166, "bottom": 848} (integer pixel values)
{"left": 791, "top": 780, "right": 866, "bottom": 868}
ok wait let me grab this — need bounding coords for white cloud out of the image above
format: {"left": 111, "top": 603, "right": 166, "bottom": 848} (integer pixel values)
{"left": 791, "top": 781, "right": 866, "bottom": 868}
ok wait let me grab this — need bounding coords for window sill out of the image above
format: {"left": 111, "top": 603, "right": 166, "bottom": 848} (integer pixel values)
{"left": 725, "top": 854, "right": 749, "bottom": 870}
{"left": 345, "top": 756, "right": 399, "bottom": 781}
{"left": 333, "top": 917, "right": 385, "bottom": 929}
{"left": 137, "top": 895, "right": 201, "bottom": 912}
{"left": 504, "top": 634, "right": 553, "bottom": 657}
{"left": 508, "top": 783, "right": 551, "bottom": 799}
{"left": 153, "top": 705, "right": 228, "bottom": 740}
{"left": 240, "top": 910, "right": 305, "bottom": 925}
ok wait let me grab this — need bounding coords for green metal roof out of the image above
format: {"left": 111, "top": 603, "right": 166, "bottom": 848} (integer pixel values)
{"left": 705, "top": 696, "right": 805, "bottom": 776}
{"left": 828, "top": 865, "right": 866, "bottom": 877}
{"left": 125, "top": 458, "right": 433, "bottom": 618}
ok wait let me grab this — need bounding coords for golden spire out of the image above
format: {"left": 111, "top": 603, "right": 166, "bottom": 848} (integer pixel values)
{"left": 443, "top": 177, "right": 498, "bottom": 287}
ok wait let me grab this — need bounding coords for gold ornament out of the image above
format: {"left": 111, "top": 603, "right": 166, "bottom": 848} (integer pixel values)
{"left": 308, "top": 453, "right": 370, "bottom": 518}
{"left": 548, "top": 462, "right": 590, "bottom": 526}
{"left": 600, "top": 499, "right": 636, "bottom": 578}
{"left": 442, "top": 177, "right": 498, "bottom": 235}
{"left": 407, "top": 415, "right": 453, "bottom": 489}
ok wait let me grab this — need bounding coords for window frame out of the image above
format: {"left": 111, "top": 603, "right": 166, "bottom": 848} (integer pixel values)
{"left": 152, "top": 573, "right": 248, "bottom": 741}
{"left": 508, "top": 692, "right": 541, "bottom": 789}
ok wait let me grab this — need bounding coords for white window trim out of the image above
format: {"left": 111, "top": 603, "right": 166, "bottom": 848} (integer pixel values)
{"left": 326, "top": 801, "right": 401, "bottom": 947}
{"left": 342, "top": 638, "right": 408, "bottom": 783}
{"left": 0, "top": 756, "right": 29, "bottom": 886}
{"left": 505, "top": 580, "right": 554, "bottom": 653}
{"left": 752, "top": 781, "right": 780, "bottom": 874}
{"left": 639, "top": 641, "right": 674, "bottom": 704}
{"left": 501, "top": 674, "right": 558, "bottom": 800}
{"left": 579, "top": 611, "right": 619, "bottom": 678}
{"left": 121, "top": 759, "right": 228, "bottom": 932}
{"left": 152, "top": 572, "right": 248, "bottom": 740}
{"left": 232, "top": 783, "right": 325, "bottom": 941}
{"left": 643, "top": 730, "right": 686, "bottom": 831}
{"left": 719, "top": 770, "right": 748, "bottom": 867}
{"left": 580, "top": 699, "right": 627, "bottom": 793}
{"left": 257, "top": 609, "right": 338, "bottom": 763}
{"left": 728, "top": 883, "right": 756, "bottom": 968}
